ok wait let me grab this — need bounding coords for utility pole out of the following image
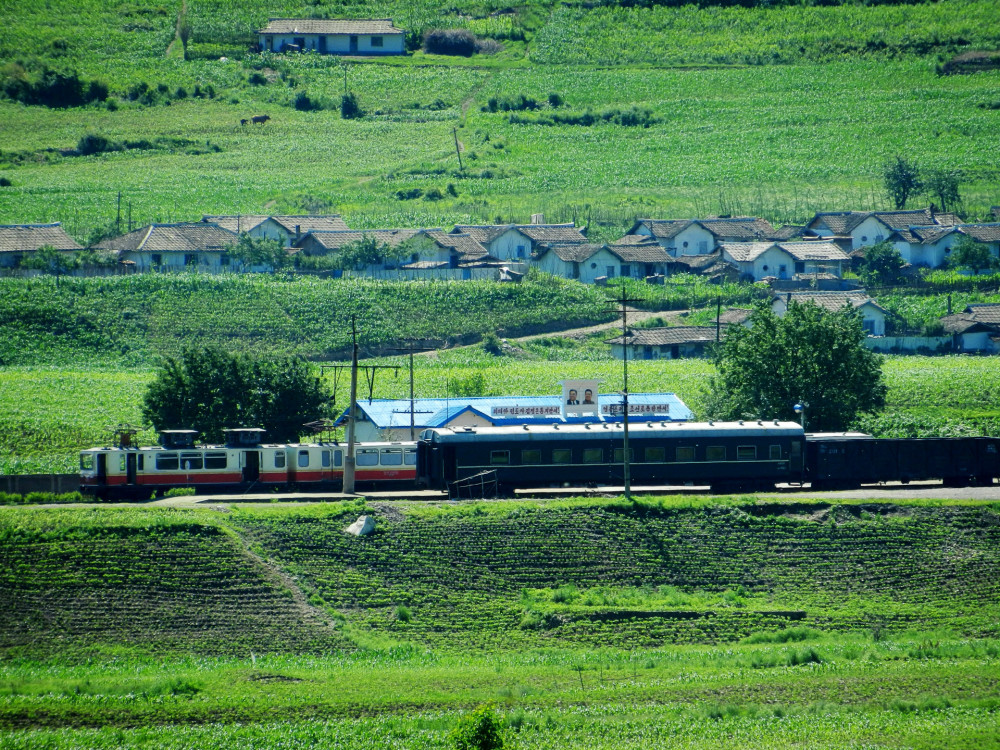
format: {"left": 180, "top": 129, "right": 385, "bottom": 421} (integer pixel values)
{"left": 116, "top": 191, "right": 121, "bottom": 233}
{"left": 391, "top": 342, "right": 436, "bottom": 440}
{"left": 344, "top": 316, "right": 360, "bottom": 494}
{"left": 452, "top": 127, "right": 463, "bottom": 171}
{"left": 716, "top": 295, "right": 722, "bottom": 344}
{"left": 607, "top": 285, "right": 643, "bottom": 501}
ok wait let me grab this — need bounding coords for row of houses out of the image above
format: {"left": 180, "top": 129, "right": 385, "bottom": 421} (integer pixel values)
{"left": 608, "top": 293, "right": 1000, "bottom": 358}
{"left": 2, "top": 207, "right": 999, "bottom": 283}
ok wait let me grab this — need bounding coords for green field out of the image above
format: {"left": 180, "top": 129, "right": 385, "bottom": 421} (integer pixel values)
{"left": 1, "top": 499, "right": 999, "bottom": 747}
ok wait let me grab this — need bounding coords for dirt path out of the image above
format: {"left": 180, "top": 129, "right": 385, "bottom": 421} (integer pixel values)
{"left": 506, "top": 307, "right": 690, "bottom": 344}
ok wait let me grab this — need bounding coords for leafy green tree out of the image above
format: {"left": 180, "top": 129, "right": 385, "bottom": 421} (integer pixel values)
{"left": 948, "top": 235, "right": 998, "bottom": 274}
{"left": 705, "top": 302, "right": 887, "bottom": 432}
{"left": 20, "top": 244, "right": 79, "bottom": 284}
{"left": 883, "top": 155, "right": 922, "bottom": 210}
{"left": 450, "top": 703, "right": 504, "bottom": 750}
{"left": 228, "top": 234, "right": 290, "bottom": 272}
{"left": 341, "top": 91, "right": 362, "bottom": 119}
{"left": 922, "top": 168, "right": 961, "bottom": 213}
{"left": 142, "top": 347, "right": 333, "bottom": 443}
{"left": 858, "top": 240, "right": 905, "bottom": 286}
{"left": 335, "top": 235, "right": 403, "bottom": 271}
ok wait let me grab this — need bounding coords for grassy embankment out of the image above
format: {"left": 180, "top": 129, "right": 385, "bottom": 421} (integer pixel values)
{"left": 1, "top": 499, "right": 998, "bottom": 747}
{"left": 1, "top": 1, "right": 999, "bottom": 238}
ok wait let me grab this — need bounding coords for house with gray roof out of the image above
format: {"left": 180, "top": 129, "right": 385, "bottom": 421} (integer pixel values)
{"left": 626, "top": 217, "right": 779, "bottom": 256}
{"left": 805, "top": 208, "right": 960, "bottom": 253}
{"left": 606, "top": 326, "right": 722, "bottom": 360}
{"left": 720, "top": 241, "right": 849, "bottom": 281}
{"left": 95, "top": 223, "right": 239, "bottom": 272}
{"left": 532, "top": 240, "right": 671, "bottom": 283}
{"left": 886, "top": 223, "right": 1000, "bottom": 268}
{"left": 451, "top": 223, "right": 587, "bottom": 263}
{"left": 202, "top": 215, "right": 348, "bottom": 245}
{"left": 0, "top": 223, "right": 83, "bottom": 269}
{"left": 258, "top": 18, "right": 406, "bottom": 55}
{"left": 939, "top": 303, "right": 1000, "bottom": 353}
{"left": 771, "top": 290, "right": 888, "bottom": 336}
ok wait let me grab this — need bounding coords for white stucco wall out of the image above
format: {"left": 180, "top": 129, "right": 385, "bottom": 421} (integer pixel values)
{"left": 664, "top": 225, "right": 715, "bottom": 256}
{"left": 850, "top": 217, "right": 892, "bottom": 250}
{"left": 260, "top": 33, "right": 404, "bottom": 55}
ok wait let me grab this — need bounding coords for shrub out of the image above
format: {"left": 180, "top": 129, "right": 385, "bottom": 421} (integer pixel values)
{"left": 548, "top": 92, "right": 564, "bottom": 107}
{"left": 340, "top": 92, "right": 362, "bottom": 119}
{"left": 0, "top": 176, "right": 11, "bottom": 187}
{"left": 164, "top": 487, "right": 196, "bottom": 497}
{"left": 294, "top": 91, "right": 319, "bottom": 111}
{"left": 248, "top": 72, "right": 267, "bottom": 86}
{"left": 450, "top": 704, "right": 504, "bottom": 750}
{"left": 77, "top": 133, "right": 121, "bottom": 156}
{"left": 423, "top": 187, "right": 445, "bottom": 201}
{"left": 424, "top": 28, "right": 477, "bottom": 57}
{"left": 395, "top": 605, "right": 412, "bottom": 622}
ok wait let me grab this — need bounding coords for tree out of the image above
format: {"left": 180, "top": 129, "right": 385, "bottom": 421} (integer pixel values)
{"left": 340, "top": 91, "right": 362, "bottom": 119}
{"left": 858, "top": 240, "right": 905, "bottom": 286}
{"left": 948, "top": 235, "right": 998, "bottom": 275}
{"left": 142, "top": 347, "right": 333, "bottom": 443}
{"left": 705, "top": 302, "right": 887, "bottom": 432}
{"left": 228, "top": 234, "right": 290, "bottom": 272}
{"left": 449, "top": 704, "right": 504, "bottom": 750}
{"left": 20, "top": 244, "right": 79, "bottom": 284}
{"left": 883, "top": 156, "right": 922, "bottom": 210}
{"left": 922, "top": 168, "right": 961, "bottom": 213}
{"left": 335, "top": 234, "right": 403, "bottom": 272}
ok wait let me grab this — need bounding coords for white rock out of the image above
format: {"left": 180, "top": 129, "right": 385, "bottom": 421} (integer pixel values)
{"left": 345, "top": 515, "right": 375, "bottom": 536}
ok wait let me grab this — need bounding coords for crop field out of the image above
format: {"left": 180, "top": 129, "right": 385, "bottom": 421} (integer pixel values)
{"left": 1, "top": 500, "right": 999, "bottom": 747}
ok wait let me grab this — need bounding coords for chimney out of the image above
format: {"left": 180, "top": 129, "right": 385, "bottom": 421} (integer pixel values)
{"left": 530, "top": 213, "right": 544, "bottom": 225}
{"left": 295, "top": 224, "right": 301, "bottom": 240}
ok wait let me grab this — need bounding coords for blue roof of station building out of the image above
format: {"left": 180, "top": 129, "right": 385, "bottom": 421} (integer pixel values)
{"left": 336, "top": 393, "right": 693, "bottom": 430}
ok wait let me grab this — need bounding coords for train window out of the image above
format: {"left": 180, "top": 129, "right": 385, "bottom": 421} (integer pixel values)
{"left": 706, "top": 446, "right": 726, "bottom": 461}
{"left": 156, "top": 453, "right": 179, "bottom": 471}
{"left": 204, "top": 452, "right": 227, "bottom": 469}
{"left": 675, "top": 446, "right": 695, "bottom": 462}
{"left": 334, "top": 451, "right": 343, "bottom": 467}
{"left": 138, "top": 455, "right": 144, "bottom": 470}
{"left": 791, "top": 440, "right": 802, "bottom": 457}
{"left": 275, "top": 451, "right": 286, "bottom": 468}
{"left": 181, "top": 452, "right": 203, "bottom": 470}
{"left": 119, "top": 455, "right": 127, "bottom": 472}
{"left": 321, "top": 450, "right": 331, "bottom": 468}
{"left": 404, "top": 450, "right": 416, "bottom": 466}
{"left": 80, "top": 454, "right": 94, "bottom": 471}
{"left": 582, "top": 448, "right": 603, "bottom": 464}
{"left": 357, "top": 449, "right": 379, "bottom": 466}
{"left": 769, "top": 444, "right": 782, "bottom": 460}
{"left": 737, "top": 445, "right": 757, "bottom": 460}
{"left": 613, "top": 448, "right": 634, "bottom": 462}
{"left": 552, "top": 449, "right": 572, "bottom": 464}
{"left": 521, "top": 449, "right": 541, "bottom": 464}
{"left": 381, "top": 449, "right": 403, "bottom": 466}
{"left": 644, "top": 447, "right": 665, "bottom": 462}
{"left": 490, "top": 450, "right": 510, "bottom": 465}
{"left": 298, "top": 450, "right": 310, "bottom": 468}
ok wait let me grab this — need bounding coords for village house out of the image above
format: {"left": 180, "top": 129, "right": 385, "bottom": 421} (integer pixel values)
{"left": 625, "top": 217, "right": 780, "bottom": 256}
{"left": 887, "top": 223, "right": 1000, "bottom": 268}
{"left": 939, "top": 304, "right": 1000, "bottom": 353}
{"left": 94, "top": 223, "right": 239, "bottom": 272}
{"left": 720, "top": 241, "right": 849, "bottom": 281}
{"left": 0, "top": 223, "right": 83, "bottom": 269}
{"left": 451, "top": 222, "right": 587, "bottom": 265}
{"left": 771, "top": 291, "right": 888, "bottom": 336}
{"left": 258, "top": 19, "right": 406, "bottom": 55}
{"left": 201, "top": 215, "right": 349, "bottom": 246}
{"left": 805, "top": 208, "right": 960, "bottom": 252}
{"left": 293, "top": 228, "right": 420, "bottom": 271}
{"left": 607, "top": 326, "right": 722, "bottom": 360}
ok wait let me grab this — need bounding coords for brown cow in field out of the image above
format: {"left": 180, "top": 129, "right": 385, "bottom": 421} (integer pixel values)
{"left": 250, "top": 114, "right": 271, "bottom": 125}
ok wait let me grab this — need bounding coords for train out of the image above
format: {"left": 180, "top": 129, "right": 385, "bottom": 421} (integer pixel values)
{"left": 79, "top": 422, "right": 1000, "bottom": 499}
{"left": 79, "top": 428, "right": 416, "bottom": 499}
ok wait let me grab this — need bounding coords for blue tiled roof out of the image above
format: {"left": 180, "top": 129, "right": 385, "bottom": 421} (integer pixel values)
{"left": 335, "top": 393, "right": 692, "bottom": 429}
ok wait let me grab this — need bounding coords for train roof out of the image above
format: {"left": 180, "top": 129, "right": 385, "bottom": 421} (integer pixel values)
{"left": 420, "top": 420, "right": 804, "bottom": 443}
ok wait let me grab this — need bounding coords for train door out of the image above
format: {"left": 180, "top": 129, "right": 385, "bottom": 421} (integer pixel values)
{"left": 126, "top": 453, "right": 137, "bottom": 484}
{"left": 243, "top": 451, "right": 260, "bottom": 482}
{"left": 96, "top": 453, "right": 107, "bottom": 482}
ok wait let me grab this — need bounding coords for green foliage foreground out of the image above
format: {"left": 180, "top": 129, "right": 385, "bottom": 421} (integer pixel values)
{"left": 0, "top": 500, "right": 998, "bottom": 747}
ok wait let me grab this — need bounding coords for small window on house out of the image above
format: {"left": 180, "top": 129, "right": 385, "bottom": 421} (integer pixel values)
{"left": 606, "top": 266, "right": 615, "bottom": 278}
{"left": 613, "top": 448, "right": 634, "bottom": 462}
{"left": 381, "top": 449, "right": 403, "bottom": 466}
{"left": 357, "top": 449, "right": 379, "bottom": 466}
{"left": 779, "top": 264, "right": 787, "bottom": 276}
{"left": 298, "top": 450, "right": 310, "bottom": 468}
{"left": 490, "top": 450, "right": 510, "bottom": 465}
{"left": 552, "top": 449, "right": 572, "bottom": 464}
{"left": 521, "top": 449, "right": 541, "bottom": 464}
{"left": 736, "top": 445, "right": 757, "bottom": 460}
{"left": 156, "top": 453, "right": 179, "bottom": 471}
{"left": 762, "top": 265, "right": 769, "bottom": 272}
{"left": 517, "top": 245, "right": 526, "bottom": 257}
{"left": 371, "top": 36, "right": 383, "bottom": 47}
{"left": 706, "top": 445, "right": 726, "bottom": 461}
{"left": 152, "top": 254, "right": 162, "bottom": 267}
{"left": 675, "top": 446, "right": 695, "bottom": 462}
{"left": 682, "top": 241, "right": 689, "bottom": 248}
{"left": 863, "top": 319, "right": 875, "bottom": 334}
{"left": 590, "top": 262, "right": 597, "bottom": 269}
{"left": 582, "top": 448, "right": 603, "bottom": 463}
{"left": 645, "top": 447, "right": 666, "bottom": 462}
{"left": 184, "top": 254, "right": 197, "bottom": 266}
{"left": 861, "top": 236, "right": 868, "bottom": 242}
{"left": 769, "top": 445, "right": 782, "bottom": 460}
{"left": 220, "top": 254, "right": 230, "bottom": 266}
{"left": 621, "top": 265, "right": 630, "bottom": 278}
{"left": 275, "top": 451, "right": 286, "bottom": 468}
{"left": 794, "top": 262, "right": 805, "bottom": 274}
{"left": 698, "top": 240, "right": 708, "bottom": 253}
{"left": 205, "top": 451, "right": 228, "bottom": 469}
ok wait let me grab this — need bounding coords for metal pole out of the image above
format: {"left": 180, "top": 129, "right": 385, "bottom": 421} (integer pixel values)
{"left": 409, "top": 351, "right": 416, "bottom": 441}
{"left": 343, "top": 316, "right": 359, "bottom": 495}
{"left": 453, "top": 128, "right": 463, "bottom": 171}
{"left": 622, "top": 296, "right": 631, "bottom": 502}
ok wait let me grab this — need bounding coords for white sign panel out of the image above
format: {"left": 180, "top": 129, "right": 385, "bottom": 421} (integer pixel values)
{"left": 490, "top": 405, "right": 561, "bottom": 417}
{"left": 561, "top": 379, "right": 601, "bottom": 417}
{"left": 602, "top": 403, "right": 672, "bottom": 416}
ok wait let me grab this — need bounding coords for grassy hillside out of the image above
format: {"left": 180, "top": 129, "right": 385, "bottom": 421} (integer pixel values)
{"left": 1, "top": 500, "right": 999, "bottom": 746}
{"left": 1, "top": 2, "right": 998, "bottom": 239}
